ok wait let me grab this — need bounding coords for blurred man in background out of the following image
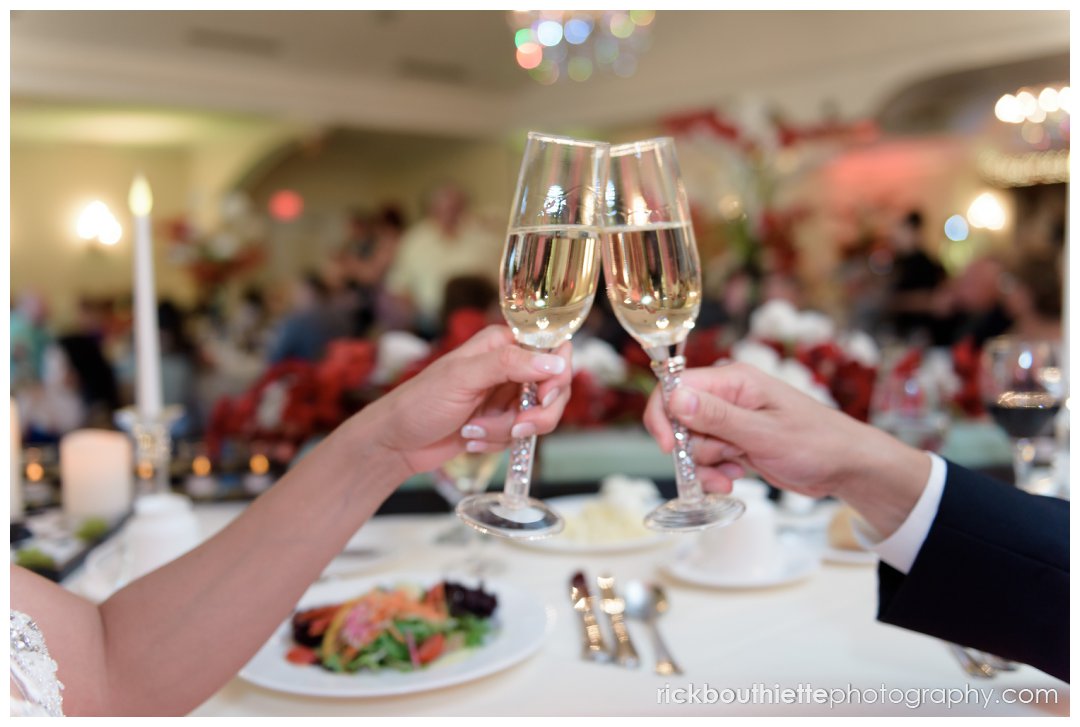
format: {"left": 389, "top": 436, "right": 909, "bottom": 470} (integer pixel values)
{"left": 385, "top": 182, "right": 501, "bottom": 338}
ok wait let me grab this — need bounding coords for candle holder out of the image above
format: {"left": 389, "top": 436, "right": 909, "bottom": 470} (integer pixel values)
{"left": 115, "top": 406, "right": 184, "bottom": 498}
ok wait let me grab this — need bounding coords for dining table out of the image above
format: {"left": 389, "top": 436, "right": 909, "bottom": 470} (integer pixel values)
{"left": 61, "top": 452, "right": 1068, "bottom": 717}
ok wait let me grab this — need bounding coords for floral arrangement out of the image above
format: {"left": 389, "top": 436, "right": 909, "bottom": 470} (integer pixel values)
{"left": 164, "top": 193, "right": 267, "bottom": 290}
{"left": 205, "top": 339, "right": 375, "bottom": 464}
{"left": 731, "top": 299, "right": 881, "bottom": 422}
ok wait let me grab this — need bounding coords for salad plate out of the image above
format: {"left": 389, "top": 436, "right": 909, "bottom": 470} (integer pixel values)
{"left": 511, "top": 494, "right": 673, "bottom": 555}
{"left": 239, "top": 572, "right": 548, "bottom": 697}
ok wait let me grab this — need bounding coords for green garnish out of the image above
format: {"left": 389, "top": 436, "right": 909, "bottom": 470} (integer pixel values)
{"left": 75, "top": 517, "right": 110, "bottom": 542}
{"left": 16, "top": 547, "right": 57, "bottom": 571}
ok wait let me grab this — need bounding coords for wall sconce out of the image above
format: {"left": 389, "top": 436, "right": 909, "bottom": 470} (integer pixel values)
{"left": 76, "top": 200, "right": 122, "bottom": 246}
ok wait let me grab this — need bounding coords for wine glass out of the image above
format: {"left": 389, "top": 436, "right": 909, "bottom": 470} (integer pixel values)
{"left": 601, "top": 137, "right": 744, "bottom": 531}
{"left": 456, "top": 132, "right": 609, "bottom": 539}
{"left": 980, "top": 337, "right": 1064, "bottom": 493}
{"left": 433, "top": 451, "right": 505, "bottom": 575}
{"left": 870, "top": 349, "right": 951, "bottom": 453}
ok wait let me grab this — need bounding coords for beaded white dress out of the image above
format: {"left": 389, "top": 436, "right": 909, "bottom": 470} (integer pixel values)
{"left": 10, "top": 610, "right": 64, "bottom": 717}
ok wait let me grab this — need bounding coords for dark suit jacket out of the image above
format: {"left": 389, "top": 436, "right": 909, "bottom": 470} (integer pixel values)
{"left": 877, "top": 460, "right": 1069, "bottom": 682}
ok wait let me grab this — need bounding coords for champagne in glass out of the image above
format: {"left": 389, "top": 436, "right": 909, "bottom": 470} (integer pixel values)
{"left": 456, "top": 132, "right": 609, "bottom": 540}
{"left": 602, "top": 138, "right": 744, "bottom": 531}
{"left": 980, "top": 337, "right": 1064, "bottom": 492}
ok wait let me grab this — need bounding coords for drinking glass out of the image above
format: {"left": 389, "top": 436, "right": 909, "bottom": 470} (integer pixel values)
{"left": 870, "top": 349, "right": 951, "bottom": 453}
{"left": 433, "top": 451, "right": 505, "bottom": 575}
{"left": 601, "top": 137, "right": 744, "bottom": 531}
{"left": 980, "top": 337, "right": 1064, "bottom": 492}
{"left": 456, "top": 132, "right": 609, "bottom": 539}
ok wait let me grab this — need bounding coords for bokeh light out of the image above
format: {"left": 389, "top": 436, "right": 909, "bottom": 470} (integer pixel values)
{"left": 1038, "top": 87, "right": 1060, "bottom": 113}
{"left": 509, "top": 10, "right": 653, "bottom": 84}
{"left": 943, "top": 214, "right": 969, "bottom": 242}
{"left": 536, "top": 20, "right": 563, "bottom": 47}
{"left": 1015, "top": 90, "right": 1038, "bottom": 118}
{"left": 75, "top": 200, "right": 122, "bottom": 245}
{"left": 967, "top": 192, "right": 1007, "bottom": 231}
{"left": 516, "top": 41, "right": 543, "bottom": 69}
{"left": 1058, "top": 86, "right": 1072, "bottom": 114}
{"left": 564, "top": 17, "right": 592, "bottom": 44}
{"left": 568, "top": 56, "right": 593, "bottom": 82}
{"left": 514, "top": 28, "right": 536, "bottom": 48}
{"left": 529, "top": 59, "right": 560, "bottom": 85}
{"left": 609, "top": 12, "right": 635, "bottom": 39}
{"left": 595, "top": 37, "right": 619, "bottom": 64}
{"left": 269, "top": 189, "right": 304, "bottom": 222}
{"left": 994, "top": 94, "right": 1023, "bottom": 124}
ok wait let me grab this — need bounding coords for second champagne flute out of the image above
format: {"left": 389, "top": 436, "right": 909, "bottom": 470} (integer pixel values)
{"left": 602, "top": 137, "right": 744, "bottom": 531}
{"left": 456, "top": 132, "right": 609, "bottom": 539}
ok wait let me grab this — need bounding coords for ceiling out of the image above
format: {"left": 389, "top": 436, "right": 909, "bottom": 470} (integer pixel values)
{"left": 10, "top": 9, "right": 1072, "bottom": 144}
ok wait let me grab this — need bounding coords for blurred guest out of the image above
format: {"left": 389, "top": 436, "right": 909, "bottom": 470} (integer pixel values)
{"left": 346, "top": 205, "right": 409, "bottom": 335}
{"left": 16, "top": 345, "right": 85, "bottom": 442}
{"left": 10, "top": 291, "right": 52, "bottom": 388}
{"left": 1001, "top": 253, "right": 1062, "bottom": 341}
{"left": 266, "top": 273, "right": 337, "bottom": 364}
{"left": 57, "top": 299, "right": 120, "bottom": 428}
{"left": 231, "top": 287, "right": 271, "bottom": 355}
{"left": 884, "top": 211, "right": 948, "bottom": 342}
{"left": 385, "top": 183, "right": 501, "bottom": 337}
{"left": 948, "top": 256, "right": 1012, "bottom": 347}
{"left": 440, "top": 275, "right": 498, "bottom": 330}
{"left": 157, "top": 301, "right": 203, "bottom": 436}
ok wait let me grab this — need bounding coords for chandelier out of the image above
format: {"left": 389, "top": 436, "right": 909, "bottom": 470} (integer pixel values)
{"left": 507, "top": 10, "right": 655, "bottom": 85}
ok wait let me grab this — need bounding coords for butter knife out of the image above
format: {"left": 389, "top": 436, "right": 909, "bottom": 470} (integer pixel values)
{"left": 597, "top": 574, "right": 640, "bottom": 668}
{"left": 570, "top": 571, "right": 611, "bottom": 662}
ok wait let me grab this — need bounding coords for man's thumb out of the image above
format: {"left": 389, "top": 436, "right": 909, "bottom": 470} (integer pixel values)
{"left": 669, "top": 386, "right": 754, "bottom": 446}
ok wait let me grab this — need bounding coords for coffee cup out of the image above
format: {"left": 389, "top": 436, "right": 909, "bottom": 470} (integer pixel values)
{"left": 688, "top": 478, "right": 779, "bottom": 576}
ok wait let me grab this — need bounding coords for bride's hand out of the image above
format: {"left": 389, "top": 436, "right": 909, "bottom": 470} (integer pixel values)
{"left": 363, "top": 325, "right": 573, "bottom": 476}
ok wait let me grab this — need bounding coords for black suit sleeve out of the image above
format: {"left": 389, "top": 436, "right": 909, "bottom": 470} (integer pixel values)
{"left": 875, "top": 460, "right": 1069, "bottom": 682}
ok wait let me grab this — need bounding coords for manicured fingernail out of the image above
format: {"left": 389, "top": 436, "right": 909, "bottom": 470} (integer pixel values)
{"left": 541, "top": 388, "right": 560, "bottom": 408}
{"left": 465, "top": 440, "right": 487, "bottom": 453}
{"left": 511, "top": 422, "right": 537, "bottom": 439}
{"left": 671, "top": 388, "right": 699, "bottom": 416}
{"left": 461, "top": 424, "right": 487, "bottom": 439}
{"left": 531, "top": 353, "right": 566, "bottom": 374}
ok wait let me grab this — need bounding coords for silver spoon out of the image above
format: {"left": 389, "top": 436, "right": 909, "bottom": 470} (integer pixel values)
{"left": 623, "top": 581, "right": 683, "bottom": 676}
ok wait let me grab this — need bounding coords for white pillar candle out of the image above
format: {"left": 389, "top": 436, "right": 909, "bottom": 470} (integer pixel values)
{"left": 61, "top": 429, "right": 134, "bottom": 523}
{"left": 129, "top": 174, "right": 163, "bottom": 420}
{"left": 11, "top": 400, "right": 24, "bottom": 521}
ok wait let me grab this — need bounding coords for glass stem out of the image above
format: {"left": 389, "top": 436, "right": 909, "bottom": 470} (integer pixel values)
{"left": 503, "top": 381, "right": 538, "bottom": 509}
{"left": 1012, "top": 437, "right": 1036, "bottom": 490}
{"left": 651, "top": 356, "right": 703, "bottom": 506}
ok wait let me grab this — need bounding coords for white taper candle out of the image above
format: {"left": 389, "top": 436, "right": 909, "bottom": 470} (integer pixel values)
{"left": 129, "top": 174, "right": 163, "bottom": 420}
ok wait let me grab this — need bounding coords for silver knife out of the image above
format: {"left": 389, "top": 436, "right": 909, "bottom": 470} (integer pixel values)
{"left": 597, "top": 574, "right": 640, "bottom": 668}
{"left": 570, "top": 571, "right": 611, "bottom": 662}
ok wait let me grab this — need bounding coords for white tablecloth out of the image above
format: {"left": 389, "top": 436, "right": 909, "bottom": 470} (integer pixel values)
{"left": 64, "top": 503, "right": 1067, "bottom": 717}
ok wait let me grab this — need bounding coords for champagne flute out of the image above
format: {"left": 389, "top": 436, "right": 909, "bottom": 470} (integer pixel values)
{"left": 433, "top": 451, "right": 505, "bottom": 575}
{"left": 980, "top": 337, "right": 1064, "bottom": 493}
{"left": 456, "top": 132, "right": 609, "bottom": 539}
{"left": 601, "top": 137, "right": 744, "bottom": 531}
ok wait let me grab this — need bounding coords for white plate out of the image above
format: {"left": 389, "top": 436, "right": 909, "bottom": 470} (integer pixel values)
{"left": 663, "top": 536, "right": 821, "bottom": 589}
{"left": 822, "top": 544, "right": 878, "bottom": 566}
{"left": 511, "top": 494, "right": 672, "bottom": 554}
{"left": 239, "top": 572, "right": 549, "bottom": 698}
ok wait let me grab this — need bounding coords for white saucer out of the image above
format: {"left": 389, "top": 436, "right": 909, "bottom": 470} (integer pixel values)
{"left": 663, "top": 536, "right": 821, "bottom": 589}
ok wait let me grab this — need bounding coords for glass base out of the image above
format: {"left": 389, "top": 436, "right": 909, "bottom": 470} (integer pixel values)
{"left": 455, "top": 493, "right": 564, "bottom": 541}
{"left": 644, "top": 493, "right": 746, "bottom": 532}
